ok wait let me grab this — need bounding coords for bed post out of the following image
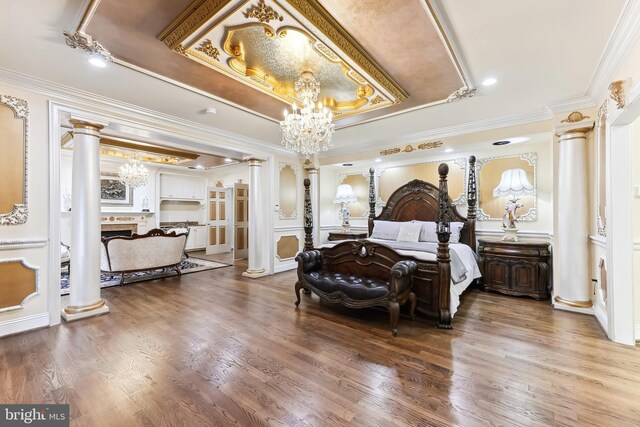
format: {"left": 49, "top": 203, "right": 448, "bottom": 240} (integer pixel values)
{"left": 303, "top": 178, "right": 314, "bottom": 251}
{"left": 368, "top": 167, "right": 376, "bottom": 236}
{"left": 467, "top": 155, "right": 478, "bottom": 253}
{"left": 437, "top": 163, "right": 452, "bottom": 329}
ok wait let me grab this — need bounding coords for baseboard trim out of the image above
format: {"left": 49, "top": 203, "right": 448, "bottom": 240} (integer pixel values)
{"left": 594, "top": 303, "right": 609, "bottom": 335}
{"left": 274, "top": 263, "right": 296, "bottom": 274}
{"left": 0, "top": 312, "right": 50, "bottom": 337}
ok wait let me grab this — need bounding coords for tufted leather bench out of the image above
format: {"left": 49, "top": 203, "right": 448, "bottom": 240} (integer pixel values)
{"left": 295, "top": 245, "right": 418, "bottom": 336}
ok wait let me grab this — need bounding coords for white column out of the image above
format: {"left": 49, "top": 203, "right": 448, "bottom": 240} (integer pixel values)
{"left": 553, "top": 123, "right": 593, "bottom": 311}
{"left": 243, "top": 157, "right": 269, "bottom": 279}
{"left": 62, "top": 119, "right": 109, "bottom": 321}
{"left": 305, "top": 166, "right": 320, "bottom": 245}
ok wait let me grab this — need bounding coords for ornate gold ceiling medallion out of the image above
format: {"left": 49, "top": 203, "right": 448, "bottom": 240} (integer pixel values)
{"left": 158, "top": 0, "right": 405, "bottom": 120}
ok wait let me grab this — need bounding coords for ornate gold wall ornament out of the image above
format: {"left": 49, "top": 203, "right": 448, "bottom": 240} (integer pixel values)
{"left": 174, "top": 45, "right": 188, "bottom": 57}
{"left": 561, "top": 111, "right": 590, "bottom": 123}
{"left": 379, "top": 140, "right": 443, "bottom": 156}
{"left": 447, "top": 86, "right": 476, "bottom": 103}
{"left": 417, "top": 140, "right": 443, "bottom": 150}
{"left": 243, "top": 0, "right": 284, "bottom": 23}
{"left": 195, "top": 39, "right": 220, "bottom": 60}
{"left": 609, "top": 80, "right": 625, "bottom": 109}
{"left": 0, "top": 95, "right": 29, "bottom": 226}
{"left": 63, "top": 30, "right": 112, "bottom": 63}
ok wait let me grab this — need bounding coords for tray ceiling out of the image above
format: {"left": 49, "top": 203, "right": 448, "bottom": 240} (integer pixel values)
{"left": 86, "top": 0, "right": 467, "bottom": 125}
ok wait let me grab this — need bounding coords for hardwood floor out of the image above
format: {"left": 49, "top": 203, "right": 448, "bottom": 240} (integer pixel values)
{"left": 1, "top": 265, "right": 639, "bottom": 426}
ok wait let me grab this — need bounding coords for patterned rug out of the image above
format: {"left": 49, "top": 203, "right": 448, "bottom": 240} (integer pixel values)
{"left": 60, "top": 257, "right": 230, "bottom": 295}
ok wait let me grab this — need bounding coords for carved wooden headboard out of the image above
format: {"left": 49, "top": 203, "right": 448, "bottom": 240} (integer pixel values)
{"left": 367, "top": 157, "right": 478, "bottom": 252}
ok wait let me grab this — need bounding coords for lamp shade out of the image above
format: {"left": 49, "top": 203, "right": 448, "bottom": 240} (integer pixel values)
{"left": 334, "top": 184, "right": 357, "bottom": 204}
{"left": 493, "top": 168, "right": 534, "bottom": 197}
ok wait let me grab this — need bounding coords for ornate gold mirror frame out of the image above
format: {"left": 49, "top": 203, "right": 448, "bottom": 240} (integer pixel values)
{"left": 596, "top": 101, "right": 608, "bottom": 237}
{"left": 0, "top": 95, "right": 29, "bottom": 225}
{"left": 278, "top": 162, "right": 299, "bottom": 220}
{"left": 476, "top": 152, "right": 538, "bottom": 222}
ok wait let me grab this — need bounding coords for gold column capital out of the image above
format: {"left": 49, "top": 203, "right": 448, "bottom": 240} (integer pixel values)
{"left": 69, "top": 119, "right": 105, "bottom": 132}
{"left": 245, "top": 157, "right": 265, "bottom": 166}
{"left": 555, "top": 122, "right": 594, "bottom": 140}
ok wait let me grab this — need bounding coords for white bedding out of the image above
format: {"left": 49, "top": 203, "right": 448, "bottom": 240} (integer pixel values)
{"left": 318, "top": 239, "right": 482, "bottom": 318}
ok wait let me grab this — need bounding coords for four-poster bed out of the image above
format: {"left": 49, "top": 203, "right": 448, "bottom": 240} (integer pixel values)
{"left": 301, "top": 156, "right": 479, "bottom": 328}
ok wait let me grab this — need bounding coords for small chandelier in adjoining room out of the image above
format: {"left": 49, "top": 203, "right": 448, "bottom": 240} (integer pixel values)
{"left": 280, "top": 71, "right": 335, "bottom": 157}
{"left": 119, "top": 153, "right": 149, "bottom": 188}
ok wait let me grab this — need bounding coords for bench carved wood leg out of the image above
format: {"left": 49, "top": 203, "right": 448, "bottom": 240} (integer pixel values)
{"left": 175, "top": 265, "right": 182, "bottom": 276}
{"left": 389, "top": 301, "right": 400, "bottom": 336}
{"left": 295, "top": 281, "right": 303, "bottom": 307}
{"left": 408, "top": 292, "right": 417, "bottom": 320}
{"left": 119, "top": 272, "right": 125, "bottom": 286}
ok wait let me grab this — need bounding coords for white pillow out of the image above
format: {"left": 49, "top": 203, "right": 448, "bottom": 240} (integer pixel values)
{"left": 370, "top": 220, "right": 401, "bottom": 240}
{"left": 450, "top": 222, "right": 465, "bottom": 243}
{"left": 397, "top": 222, "right": 422, "bottom": 243}
{"left": 412, "top": 220, "right": 438, "bottom": 243}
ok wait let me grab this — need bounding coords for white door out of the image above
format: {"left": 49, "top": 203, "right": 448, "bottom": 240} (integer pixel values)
{"left": 234, "top": 183, "right": 249, "bottom": 260}
{"left": 206, "top": 187, "right": 229, "bottom": 255}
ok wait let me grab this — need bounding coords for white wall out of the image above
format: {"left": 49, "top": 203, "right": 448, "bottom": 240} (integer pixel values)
{"left": 0, "top": 84, "right": 54, "bottom": 336}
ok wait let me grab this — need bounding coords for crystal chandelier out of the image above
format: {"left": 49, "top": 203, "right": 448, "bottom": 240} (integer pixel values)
{"left": 280, "top": 71, "right": 335, "bottom": 157}
{"left": 119, "top": 154, "right": 149, "bottom": 188}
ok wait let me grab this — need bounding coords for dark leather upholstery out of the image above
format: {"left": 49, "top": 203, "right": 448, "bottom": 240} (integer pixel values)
{"left": 303, "top": 272, "right": 389, "bottom": 300}
{"left": 295, "top": 250, "right": 323, "bottom": 274}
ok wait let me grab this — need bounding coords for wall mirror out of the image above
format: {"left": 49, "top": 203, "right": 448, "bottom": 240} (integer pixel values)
{"left": 378, "top": 158, "right": 467, "bottom": 206}
{"left": 476, "top": 153, "right": 537, "bottom": 221}
{"left": 278, "top": 162, "right": 298, "bottom": 220}
{"left": 0, "top": 95, "right": 29, "bottom": 225}
{"left": 338, "top": 173, "right": 369, "bottom": 218}
{"left": 596, "top": 102, "right": 607, "bottom": 236}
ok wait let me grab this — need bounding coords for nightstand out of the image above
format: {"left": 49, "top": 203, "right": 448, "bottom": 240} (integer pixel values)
{"left": 477, "top": 239, "right": 551, "bottom": 300}
{"left": 327, "top": 231, "right": 368, "bottom": 241}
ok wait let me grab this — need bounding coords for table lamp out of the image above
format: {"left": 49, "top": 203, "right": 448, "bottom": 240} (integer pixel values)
{"left": 493, "top": 168, "right": 534, "bottom": 241}
{"left": 334, "top": 184, "right": 357, "bottom": 232}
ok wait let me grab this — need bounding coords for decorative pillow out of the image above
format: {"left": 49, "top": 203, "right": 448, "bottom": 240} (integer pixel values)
{"left": 396, "top": 222, "right": 422, "bottom": 243}
{"left": 370, "top": 220, "right": 402, "bottom": 240}
{"left": 450, "top": 222, "right": 465, "bottom": 243}
{"left": 412, "top": 220, "right": 438, "bottom": 243}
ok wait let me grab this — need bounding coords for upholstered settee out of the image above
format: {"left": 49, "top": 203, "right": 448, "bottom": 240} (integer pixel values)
{"left": 295, "top": 242, "right": 418, "bottom": 336}
{"left": 100, "top": 228, "right": 188, "bottom": 285}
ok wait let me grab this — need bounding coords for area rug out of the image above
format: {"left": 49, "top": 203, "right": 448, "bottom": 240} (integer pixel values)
{"left": 60, "top": 257, "right": 230, "bottom": 295}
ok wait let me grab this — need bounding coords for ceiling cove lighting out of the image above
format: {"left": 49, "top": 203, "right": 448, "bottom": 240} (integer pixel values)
{"left": 444, "top": 148, "right": 454, "bottom": 153}
{"left": 87, "top": 54, "right": 108, "bottom": 68}
{"left": 281, "top": 71, "right": 335, "bottom": 158}
{"left": 482, "top": 77, "right": 497, "bottom": 86}
{"left": 375, "top": 158, "right": 382, "bottom": 163}
{"left": 224, "top": 158, "right": 233, "bottom": 163}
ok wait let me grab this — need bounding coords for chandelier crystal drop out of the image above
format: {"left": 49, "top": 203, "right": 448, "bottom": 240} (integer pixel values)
{"left": 280, "top": 71, "right": 335, "bottom": 157}
{"left": 118, "top": 154, "right": 149, "bottom": 188}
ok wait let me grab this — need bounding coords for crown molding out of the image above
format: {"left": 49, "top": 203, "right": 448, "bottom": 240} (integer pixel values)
{"left": 546, "top": 95, "right": 595, "bottom": 115}
{"left": 326, "top": 107, "right": 552, "bottom": 157}
{"left": 586, "top": 0, "right": 640, "bottom": 103}
{"left": 0, "top": 68, "right": 297, "bottom": 158}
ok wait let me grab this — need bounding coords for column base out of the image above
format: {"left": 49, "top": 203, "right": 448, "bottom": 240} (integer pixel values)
{"left": 242, "top": 269, "right": 269, "bottom": 279}
{"left": 61, "top": 299, "right": 110, "bottom": 322}
{"left": 553, "top": 295, "right": 594, "bottom": 315}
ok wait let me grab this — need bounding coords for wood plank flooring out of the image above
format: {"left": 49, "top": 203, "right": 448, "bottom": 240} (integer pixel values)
{"left": 1, "top": 264, "right": 639, "bottom": 426}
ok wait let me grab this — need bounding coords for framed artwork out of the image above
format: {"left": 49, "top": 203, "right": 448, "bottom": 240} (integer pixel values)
{"left": 100, "top": 173, "right": 133, "bottom": 206}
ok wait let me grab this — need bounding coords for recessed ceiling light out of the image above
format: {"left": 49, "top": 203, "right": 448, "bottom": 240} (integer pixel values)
{"left": 444, "top": 148, "right": 454, "bottom": 153}
{"left": 204, "top": 107, "right": 217, "bottom": 115}
{"left": 375, "top": 158, "right": 382, "bottom": 163}
{"left": 195, "top": 165, "right": 204, "bottom": 169}
{"left": 482, "top": 77, "right": 497, "bottom": 86}
{"left": 492, "top": 140, "right": 510, "bottom": 146}
{"left": 87, "top": 55, "right": 107, "bottom": 68}
{"left": 342, "top": 163, "right": 353, "bottom": 167}
{"left": 224, "top": 158, "right": 233, "bottom": 162}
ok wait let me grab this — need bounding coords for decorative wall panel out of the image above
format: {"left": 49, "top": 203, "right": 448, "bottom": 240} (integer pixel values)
{"left": 476, "top": 153, "right": 537, "bottom": 221}
{"left": 276, "top": 235, "right": 299, "bottom": 260}
{"left": 278, "top": 162, "right": 298, "bottom": 220}
{"left": 338, "top": 173, "right": 369, "bottom": 219}
{"left": 0, "top": 95, "right": 28, "bottom": 225}
{"left": 596, "top": 101, "right": 607, "bottom": 236}
{"left": 0, "top": 259, "right": 38, "bottom": 312}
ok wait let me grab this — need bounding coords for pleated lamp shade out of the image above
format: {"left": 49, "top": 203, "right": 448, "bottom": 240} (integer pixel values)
{"left": 334, "top": 184, "right": 357, "bottom": 204}
{"left": 492, "top": 168, "right": 534, "bottom": 197}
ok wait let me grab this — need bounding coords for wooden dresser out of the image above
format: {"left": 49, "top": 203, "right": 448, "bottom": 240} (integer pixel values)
{"left": 477, "top": 239, "right": 551, "bottom": 300}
